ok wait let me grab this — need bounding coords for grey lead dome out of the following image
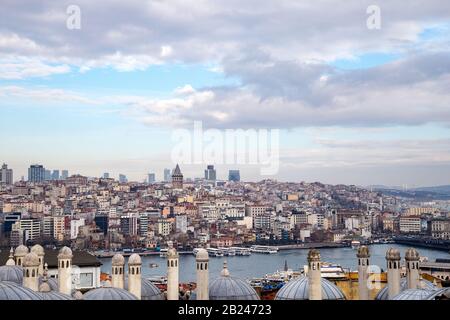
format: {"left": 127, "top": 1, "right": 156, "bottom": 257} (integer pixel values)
{"left": 209, "top": 276, "right": 259, "bottom": 300}
{"left": 375, "top": 278, "right": 437, "bottom": 300}
{"left": 275, "top": 276, "right": 346, "bottom": 300}
{"left": 83, "top": 287, "right": 138, "bottom": 300}
{"left": 0, "top": 265, "right": 23, "bottom": 284}
{"left": 392, "top": 289, "right": 434, "bottom": 300}
{"left": 0, "top": 281, "right": 42, "bottom": 300}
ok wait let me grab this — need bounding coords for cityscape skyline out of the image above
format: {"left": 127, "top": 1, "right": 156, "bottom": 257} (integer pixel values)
{"left": 0, "top": 161, "right": 448, "bottom": 189}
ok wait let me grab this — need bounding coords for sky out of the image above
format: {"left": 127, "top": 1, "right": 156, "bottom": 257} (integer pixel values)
{"left": 1, "top": 0, "right": 450, "bottom": 187}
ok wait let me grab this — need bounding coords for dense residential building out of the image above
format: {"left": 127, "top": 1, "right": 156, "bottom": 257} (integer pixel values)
{"left": 399, "top": 216, "right": 422, "bottom": 234}
{"left": 431, "top": 218, "right": 450, "bottom": 240}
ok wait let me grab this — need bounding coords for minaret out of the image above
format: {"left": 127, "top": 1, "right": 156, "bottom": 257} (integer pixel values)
{"left": 14, "top": 245, "right": 29, "bottom": 266}
{"left": 6, "top": 248, "right": 15, "bottom": 266}
{"left": 196, "top": 248, "right": 209, "bottom": 300}
{"left": 357, "top": 246, "right": 370, "bottom": 300}
{"left": 307, "top": 249, "right": 322, "bottom": 300}
{"left": 31, "top": 244, "right": 45, "bottom": 276}
{"left": 221, "top": 260, "right": 230, "bottom": 276}
{"left": 385, "top": 248, "right": 401, "bottom": 299}
{"left": 111, "top": 253, "right": 125, "bottom": 289}
{"left": 58, "top": 246, "right": 73, "bottom": 295}
{"left": 39, "top": 263, "right": 51, "bottom": 293}
{"left": 167, "top": 242, "right": 179, "bottom": 300}
{"left": 22, "top": 252, "right": 40, "bottom": 291}
{"left": 128, "top": 253, "right": 142, "bottom": 299}
{"left": 405, "top": 248, "right": 420, "bottom": 289}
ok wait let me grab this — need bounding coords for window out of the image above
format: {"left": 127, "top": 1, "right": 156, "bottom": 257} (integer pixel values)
{"left": 79, "top": 273, "right": 93, "bottom": 288}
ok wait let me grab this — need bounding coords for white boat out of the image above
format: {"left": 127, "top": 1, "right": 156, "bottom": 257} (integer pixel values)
{"left": 147, "top": 276, "right": 167, "bottom": 285}
{"left": 351, "top": 240, "right": 361, "bottom": 249}
{"left": 218, "top": 247, "right": 236, "bottom": 256}
{"left": 232, "top": 247, "right": 251, "bottom": 256}
{"left": 159, "top": 248, "right": 168, "bottom": 257}
{"left": 250, "top": 245, "right": 278, "bottom": 254}
{"left": 207, "top": 247, "right": 224, "bottom": 257}
{"left": 320, "top": 262, "right": 348, "bottom": 279}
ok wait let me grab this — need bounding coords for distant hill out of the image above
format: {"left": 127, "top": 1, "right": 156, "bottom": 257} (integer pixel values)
{"left": 370, "top": 185, "right": 450, "bottom": 201}
{"left": 412, "top": 185, "right": 450, "bottom": 193}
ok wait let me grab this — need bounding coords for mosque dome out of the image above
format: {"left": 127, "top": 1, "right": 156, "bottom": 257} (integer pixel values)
{"left": 0, "top": 281, "right": 42, "bottom": 300}
{"left": 23, "top": 252, "right": 40, "bottom": 267}
{"left": 112, "top": 254, "right": 125, "bottom": 266}
{"left": 128, "top": 253, "right": 141, "bottom": 265}
{"left": 31, "top": 244, "right": 45, "bottom": 256}
{"left": 73, "top": 291, "right": 84, "bottom": 300}
{"left": 375, "top": 278, "right": 437, "bottom": 300}
{"left": 385, "top": 248, "right": 401, "bottom": 260}
{"left": 0, "top": 265, "right": 23, "bottom": 284}
{"left": 39, "top": 290, "right": 74, "bottom": 300}
{"left": 275, "top": 276, "right": 346, "bottom": 300}
{"left": 38, "top": 277, "right": 58, "bottom": 291}
{"left": 196, "top": 248, "right": 209, "bottom": 261}
{"left": 405, "top": 248, "right": 420, "bottom": 261}
{"left": 392, "top": 289, "right": 434, "bottom": 300}
{"left": 83, "top": 281, "right": 138, "bottom": 300}
{"left": 58, "top": 246, "right": 73, "bottom": 259}
{"left": 425, "top": 288, "right": 450, "bottom": 300}
{"left": 125, "top": 278, "right": 164, "bottom": 300}
{"left": 14, "top": 245, "right": 29, "bottom": 257}
{"left": 209, "top": 262, "right": 259, "bottom": 300}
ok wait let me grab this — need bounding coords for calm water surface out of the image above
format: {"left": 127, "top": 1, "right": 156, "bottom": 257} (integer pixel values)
{"left": 99, "top": 244, "right": 450, "bottom": 282}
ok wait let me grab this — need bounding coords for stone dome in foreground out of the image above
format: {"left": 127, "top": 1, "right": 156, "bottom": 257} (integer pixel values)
{"left": 0, "top": 265, "right": 23, "bottom": 284}
{"left": 275, "top": 276, "right": 346, "bottom": 300}
{"left": 391, "top": 288, "right": 434, "bottom": 300}
{"left": 209, "top": 262, "right": 259, "bottom": 300}
{"left": 375, "top": 278, "right": 437, "bottom": 300}
{"left": 0, "top": 281, "right": 42, "bottom": 300}
{"left": 83, "top": 281, "right": 138, "bottom": 300}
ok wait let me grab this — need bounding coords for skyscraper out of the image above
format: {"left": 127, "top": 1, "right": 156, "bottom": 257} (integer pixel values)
{"left": 172, "top": 164, "right": 183, "bottom": 189}
{"left": 28, "top": 164, "right": 45, "bottom": 183}
{"left": 164, "top": 168, "right": 171, "bottom": 182}
{"left": 204, "top": 165, "right": 217, "bottom": 181}
{"left": 61, "top": 170, "right": 69, "bottom": 180}
{"left": 52, "top": 170, "right": 60, "bottom": 180}
{"left": 119, "top": 174, "right": 128, "bottom": 183}
{"left": 228, "top": 170, "right": 240, "bottom": 182}
{"left": 0, "top": 163, "right": 13, "bottom": 185}
{"left": 44, "top": 170, "right": 51, "bottom": 181}
{"left": 103, "top": 172, "right": 110, "bottom": 179}
{"left": 148, "top": 173, "right": 156, "bottom": 184}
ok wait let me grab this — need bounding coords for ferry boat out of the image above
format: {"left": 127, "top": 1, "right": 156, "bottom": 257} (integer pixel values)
{"left": 149, "top": 263, "right": 158, "bottom": 268}
{"left": 147, "top": 275, "right": 167, "bottom": 286}
{"left": 320, "top": 263, "right": 348, "bottom": 279}
{"left": 351, "top": 240, "right": 361, "bottom": 249}
{"left": 218, "top": 247, "right": 236, "bottom": 256}
{"left": 159, "top": 248, "right": 168, "bottom": 258}
{"left": 250, "top": 245, "right": 279, "bottom": 254}
{"left": 207, "top": 247, "right": 224, "bottom": 257}
{"left": 233, "top": 247, "right": 251, "bottom": 256}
